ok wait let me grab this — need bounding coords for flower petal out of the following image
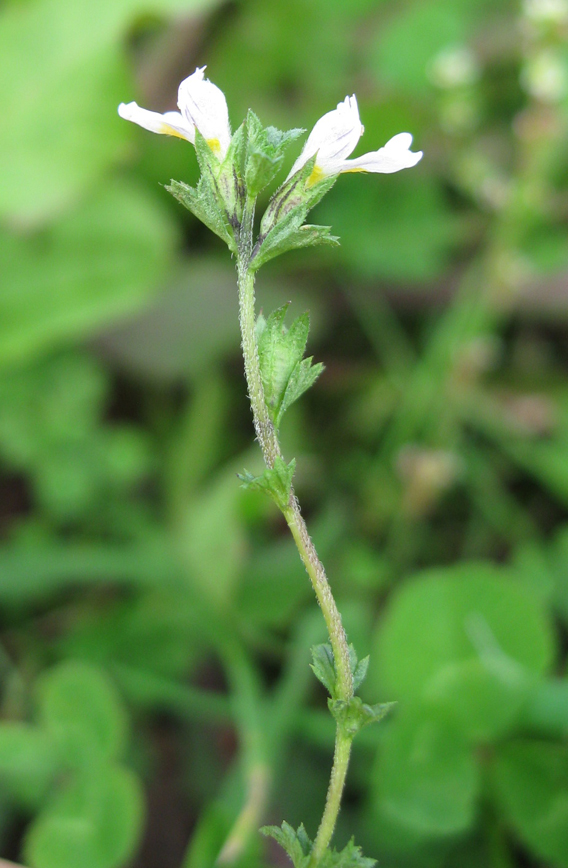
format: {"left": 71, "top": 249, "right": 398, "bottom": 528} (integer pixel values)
{"left": 286, "top": 95, "right": 363, "bottom": 180}
{"left": 340, "top": 132, "right": 423, "bottom": 174}
{"left": 118, "top": 102, "right": 195, "bottom": 141}
{"left": 177, "top": 67, "right": 231, "bottom": 158}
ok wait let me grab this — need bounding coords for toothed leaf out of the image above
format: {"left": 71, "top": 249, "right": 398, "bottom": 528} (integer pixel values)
{"left": 320, "top": 837, "right": 377, "bottom": 867}
{"left": 238, "top": 457, "right": 295, "bottom": 511}
{"left": 257, "top": 305, "right": 323, "bottom": 429}
{"left": 311, "top": 643, "right": 338, "bottom": 698}
{"left": 329, "top": 696, "right": 396, "bottom": 736}
{"left": 261, "top": 822, "right": 312, "bottom": 867}
{"left": 353, "top": 655, "right": 370, "bottom": 692}
{"left": 166, "top": 178, "right": 236, "bottom": 253}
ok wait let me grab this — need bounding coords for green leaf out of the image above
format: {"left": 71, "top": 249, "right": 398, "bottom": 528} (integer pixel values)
{"left": 24, "top": 763, "right": 144, "bottom": 868}
{"left": 492, "top": 739, "right": 568, "bottom": 868}
{"left": 318, "top": 175, "right": 456, "bottom": 282}
{"left": 352, "top": 655, "right": 370, "bottom": 692}
{"left": 261, "top": 821, "right": 311, "bottom": 868}
{"left": 0, "top": 2, "right": 129, "bottom": 225}
{"left": 262, "top": 223, "right": 339, "bottom": 265}
{"left": 311, "top": 644, "right": 393, "bottom": 735}
{"left": 369, "top": 0, "right": 474, "bottom": 95}
{"left": 312, "top": 644, "right": 375, "bottom": 702}
{"left": 280, "top": 355, "right": 325, "bottom": 426}
{"left": 423, "top": 656, "right": 531, "bottom": 743}
{"left": 386, "top": 697, "right": 568, "bottom": 867}
{"left": 329, "top": 696, "right": 395, "bottom": 736}
{"left": 37, "top": 661, "right": 128, "bottom": 767}
{"left": 0, "top": 0, "right": 225, "bottom": 224}
{"left": 239, "top": 456, "right": 296, "bottom": 512}
{"left": 256, "top": 305, "right": 323, "bottom": 429}
{"left": 166, "top": 176, "right": 236, "bottom": 252}
{"left": 179, "top": 470, "right": 246, "bottom": 607}
{"left": 0, "top": 539, "right": 180, "bottom": 606}
{"left": 311, "top": 643, "right": 337, "bottom": 697}
{"left": 321, "top": 838, "right": 377, "bottom": 867}
{"left": 372, "top": 563, "right": 555, "bottom": 742}
{"left": 0, "top": 723, "right": 58, "bottom": 808}
{"left": 374, "top": 708, "right": 479, "bottom": 835}
{"left": 262, "top": 822, "right": 377, "bottom": 868}
{"left": 0, "top": 180, "right": 178, "bottom": 369}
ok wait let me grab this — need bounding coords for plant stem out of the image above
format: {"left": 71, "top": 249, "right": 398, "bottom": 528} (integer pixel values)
{"left": 309, "top": 728, "right": 353, "bottom": 867}
{"left": 236, "top": 243, "right": 354, "bottom": 862}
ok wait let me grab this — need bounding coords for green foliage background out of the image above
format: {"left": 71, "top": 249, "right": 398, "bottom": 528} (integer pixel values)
{"left": 1, "top": 0, "right": 568, "bottom": 866}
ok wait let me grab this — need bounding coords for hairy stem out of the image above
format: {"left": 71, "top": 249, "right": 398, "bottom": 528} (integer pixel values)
{"left": 309, "top": 728, "right": 353, "bottom": 866}
{"left": 236, "top": 245, "right": 354, "bottom": 862}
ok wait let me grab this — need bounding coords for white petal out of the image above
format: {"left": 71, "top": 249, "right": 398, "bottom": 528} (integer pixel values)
{"left": 286, "top": 95, "right": 363, "bottom": 180}
{"left": 177, "top": 66, "right": 231, "bottom": 158}
{"left": 340, "top": 132, "right": 423, "bottom": 174}
{"left": 118, "top": 102, "right": 194, "bottom": 141}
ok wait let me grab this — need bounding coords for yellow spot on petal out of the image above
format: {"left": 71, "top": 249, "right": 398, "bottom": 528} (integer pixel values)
{"left": 207, "top": 137, "right": 222, "bottom": 155}
{"left": 341, "top": 167, "right": 367, "bottom": 174}
{"left": 159, "top": 124, "right": 188, "bottom": 140}
{"left": 307, "top": 165, "right": 326, "bottom": 187}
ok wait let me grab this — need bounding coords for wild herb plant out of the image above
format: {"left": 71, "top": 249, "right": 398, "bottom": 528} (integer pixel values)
{"left": 118, "top": 67, "right": 422, "bottom": 866}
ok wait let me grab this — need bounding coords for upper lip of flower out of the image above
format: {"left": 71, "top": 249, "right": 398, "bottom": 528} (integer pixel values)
{"left": 286, "top": 95, "right": 423, "bottom": 183}
{"left": 118, "top": 66, "right": 232, "bottom": 159}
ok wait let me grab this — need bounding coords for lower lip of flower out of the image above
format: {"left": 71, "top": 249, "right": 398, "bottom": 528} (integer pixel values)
{"left": 159, "top": 123, "right": 188, "bottom": 139}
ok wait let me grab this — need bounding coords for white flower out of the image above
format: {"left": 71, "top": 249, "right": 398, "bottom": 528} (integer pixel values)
{"left": 117, "top": 103, "right": 195, "bottom": 141}
{"left": 118, "top": 66, "right": 231, "bottom": 159}
{"left": 286, "top": 95, "right": 422, "bottom": 185}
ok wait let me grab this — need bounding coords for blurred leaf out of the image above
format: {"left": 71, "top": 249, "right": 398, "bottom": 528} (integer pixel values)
{"left": 492, "top": 739, "right": 568, "bottom": 868}
{"left": 58, "top": 591, "right": 204, "bottom": 679}
{"left": 369, "top": 0, "right": 477, "bottom": 95}
{"left": 179, "top": 470, "right": 246, "bottom": 608}
{"left": 0, "top": 539, "right": 181, "bottom": 605}
{"left": 371, "top": 564, "right": 555, "bottom": 748}
{"left": 236, "top": 507, "right": 341, "bottom": 629}
{"left": 318, "top": 175, "right": 456, "bottom": 282}
{"left": 373, "top": 563, "right": 555, "bottom": 703}
{"left": 98, "top": 261, "right": 240, "bottom": 382}
{"left": 0, "top": 352, "right": 107, "bottom": 463}
{"left": 25, "top": 763, "right": 144, "bottom": 868}
{"left": 182, "top": 801, "right": 234, "bottom": 868}
{"left": 237, "top": 532, "right": 311, "bottom": 628}
{"left": 0, "top": 181, "right": 177, "bottom": 369}
{"left": 423, "top": 656, "right": 530, "bottom": 742}
{"left": 37, "top": 661, "right": 128, "bottom": 767}
{"left": 209, "top": 0, "right": 352, "bottom": 117}
{"left": 0, "top": 0, "right": 225, "bottom": 224}
{"left": 374, "top": 709, "right": 479, "bottom": 835}
{"left": 0, "top": 724, "right": 58, "bottom": 809}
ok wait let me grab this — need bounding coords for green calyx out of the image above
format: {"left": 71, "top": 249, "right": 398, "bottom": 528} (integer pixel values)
{"left": 166, "top": 112, "right": 340, "bottom": 269}
{"left": 244, "top": 109, "right": 305, "bottom": 198}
